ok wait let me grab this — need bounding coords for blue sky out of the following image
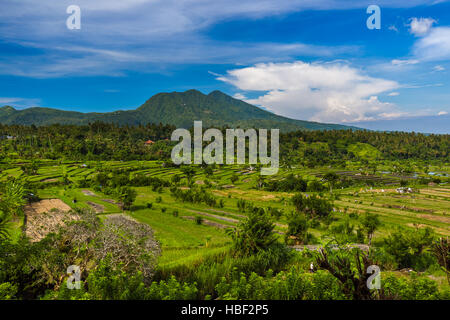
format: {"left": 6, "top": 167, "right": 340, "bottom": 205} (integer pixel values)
{"left": 0, "top": 0, "right": 449, "bottom": 133}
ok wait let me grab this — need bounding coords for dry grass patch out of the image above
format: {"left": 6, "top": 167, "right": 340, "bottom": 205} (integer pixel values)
{"left": 24, "top": 199, "right": 79, "bottom": 242}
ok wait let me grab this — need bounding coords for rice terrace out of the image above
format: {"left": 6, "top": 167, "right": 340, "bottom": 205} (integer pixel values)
{"left": 0, "top": 121, "right": 449, "bottom": 300}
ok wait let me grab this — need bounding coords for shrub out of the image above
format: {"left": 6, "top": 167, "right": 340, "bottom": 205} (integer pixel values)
{"left": 382, "top": 227, "right": 436, "bottom": 270}
{"left": 229, "top": 208, "right": 277, "bottom": 256}
{"left": 382, "top": 273, "right": 441, "bottom": 300}
{"left": 195, "top": 216, "right": 203, "bottom": 225}
{"left": 215, "top": 267, "right": 344, "bottom": 300}
{"left": 291, "top": 193, "right": 333, "bottom": 219}
{"left": 285, "top": 212, "right": 310, "bottom": 245}
{"left": 0, "top": 282, "right": 17, "bottom": 300}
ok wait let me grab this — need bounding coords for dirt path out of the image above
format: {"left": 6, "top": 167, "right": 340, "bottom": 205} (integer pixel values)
{"left": 186, "top": 209, "right": 239, "bottom": 224}
{"left": 181, "top": 216, "right": 229, "bottom": 229}
{"left": 205, "top": 208, "right": 288, "bottom": 228}
{"left": 102, "top": 199, "right": 117, "bottom": 204}
{"left": 87, "top": 201, "right": 105, "bottom": 213}
{"left": 290, "top": 244, "right": 370, "bottom": 252}
{"left": 82, "top": 190, "right": 96, "bottom": 196}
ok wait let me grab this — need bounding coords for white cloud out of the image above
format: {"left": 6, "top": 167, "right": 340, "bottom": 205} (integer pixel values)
{"left": 413, "top": 27, "right": 450, "bottom": 61}
{"left": 438, "top": 111, "right": 448, "bottom": 115}
{"left": 433, "top": 65, "right": 445, "bottom": 71}
{"left": 233, "top": 93, "right": 247, "bottom": 100}
{"left": 388, "top": 92, "right": 400, "bottom": 96}
{"left": 0, "top": 97, "right": 40, "bottom": 108}
{"left": 408, "top": 17, "right": 436, "bottom": 36}
{"left": 0, "top": 41, "right": 358, "bottom": 78}
{"left": 217, "top": 61, "right": 401, "bottom": 123}
{"left": 0, "top": 0, "right": 446, "bottom": 77}
{"left": 388, "top": 25, "right": 399, "bottom": 32}
{"left": 391, "top": 59, "right": 420, "bottom": 66}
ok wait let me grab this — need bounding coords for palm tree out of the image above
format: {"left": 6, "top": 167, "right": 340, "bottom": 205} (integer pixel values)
{"left": 0, "top": 179, "right": 26, "bottom": 218}
{"left": 0, "top": 216, "right": 11, "bottom": 240}
{"left": 322, "top": 172, "right": 339, "bottom": 193}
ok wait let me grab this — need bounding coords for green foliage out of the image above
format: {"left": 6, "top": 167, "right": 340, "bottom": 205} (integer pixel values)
{"left": 360, "top": 212, "right": 381, "bottom": 245}
{"left": 291, "top": 193, "right": 333, "bottom": 219}
{"left": 171, "top": 187, "right": 218, "bottom": 207}
{"left": 285, "top": 212, "right": 310, "bottom": 245}
{"left": 0, "top": 282, "right": 18, "bottom": 300}
{"left": 0, "top": 178, "right": 27, "bottom": 218}
{"left": 215, "top": 267, "right": 345, "bottom": 300}
{"left": 230, "top": 208, "right": 277, "bottom": 256}
{"left": 49, "top": 257, "right": 198, "bottom": 300}
{"left": 322, "top": 172, "right": 339, "bottom": 192}
{"left": 382, "top": 227, "right": 436, "bottom": 270}
{"left": 266, "top": 174, "right": 307, "bottom": 192}
{"left": 327, "top": 218, "right": 360, "bottom": 244}
{"left": 116, "top": 186, "right": 137, "bottom": 210}
{"left": 432, "top": 238, "right": 450, "bottom": 285}
{"left": 195, "top": 216, "right": 203, "bottom": 225}
{"left": 382, "top": 273, "right": 445, "bottom": 300}
{"left": 0, "top": 211, "right": 160, "bottom": 300}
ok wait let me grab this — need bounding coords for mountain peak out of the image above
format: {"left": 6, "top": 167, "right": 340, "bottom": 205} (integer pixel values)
{"left": 208, "top": 90, "right": 227, "bottom": 97}
{"left": 1, "top": 105, "right": 16, "bottom": 111}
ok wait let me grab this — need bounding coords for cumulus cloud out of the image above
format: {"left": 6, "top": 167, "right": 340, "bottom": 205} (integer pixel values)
{"left": 233, "top": 93, "right": 247, "bottom": 100}
{"left": 388, "top": 92, "right": 400, "bottom": 96}
{"left": 217, "top": 61, "right": 401, "bottom": 123}
{"left": 438, "top": 111, "right": 448, "bottom": 115}
{"left": 408, "top": 17, "right": 436, "bottom": 36}
{"left": 413, "top": 27, "right": 450, "bottom": 61}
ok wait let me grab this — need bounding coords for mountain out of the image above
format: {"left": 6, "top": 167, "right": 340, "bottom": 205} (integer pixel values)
{"left": 0, "top": 90, "right": 359, "bottom": 132}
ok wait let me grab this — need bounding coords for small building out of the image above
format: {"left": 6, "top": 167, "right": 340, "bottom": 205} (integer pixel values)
{"left": 0, "top": 135, "right": 15, "bottom": 140}
{"left": 145, "top": 140, "right": 155, "bottom": 145}
{"left": 396, "top": 187, "right": 413, "bottom": 194}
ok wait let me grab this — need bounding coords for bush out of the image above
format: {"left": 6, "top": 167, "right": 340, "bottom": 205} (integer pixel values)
{"left": 382, "top": 273, "right": 442, "bottom": 300}
{"left": 49, "top": 258, "right": 197, "bottom": 300}
{"left": 382, "top": 227, "right": 436, "bottom": 270}
{"left": 285, "top": 212, "right": 310, "bottom": 245}
{"left": 0, "top": 282, "right": 17, "bottom": 300}
{"left": 215, "top": 267, "right": 344, "bottom": 300}
{"left": 195, "top": 216, "right": 203, "bottom": 225}
{"left": 229, "top": 208, "right": 277, "bottom": 256}
{"left": 291, "top": 193, "right": 333, "bottom": 219}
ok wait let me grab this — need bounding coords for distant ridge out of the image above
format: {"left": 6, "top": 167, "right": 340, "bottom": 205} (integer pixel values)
{"left": 0, "top": 89, "right": 360, "bottom": 132}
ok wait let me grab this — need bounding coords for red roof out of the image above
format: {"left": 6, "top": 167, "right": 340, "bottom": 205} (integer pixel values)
{"left": 145, "top": 140, "right": 154, "bottom": 144}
